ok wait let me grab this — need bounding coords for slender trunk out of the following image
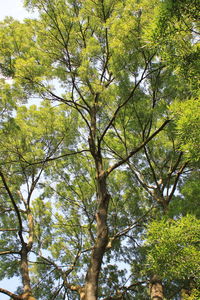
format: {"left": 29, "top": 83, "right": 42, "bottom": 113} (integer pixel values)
{"left": 85, "top": 129, "right": 110, "bottom": 299}
{"left": 84, "top": 101, "right": 111, "bottom": 299}
{"left": 150, "top": 275, "right": 164, "bottom": 300}
{"left": 84, "top": 171, "right": 110, "bottom": 300}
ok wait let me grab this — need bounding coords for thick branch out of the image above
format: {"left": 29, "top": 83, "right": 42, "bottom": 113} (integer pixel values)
{"left": 0, "top": 250, "right": 20, "bottom": 255}
{"left": 144, "top": 146, "right": 161, "bottom": 190}
{"left": 0, "top": 228, "right": 18, "bottom": 231}
{"left": 0, "top": 288, "right": 21, "bottom": 300}
{"left": 167, "top": 162, "right": 188, "bottom": 203}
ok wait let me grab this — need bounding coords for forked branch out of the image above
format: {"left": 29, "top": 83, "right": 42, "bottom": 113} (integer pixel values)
{"left": 107, "top": 120, "right": 170, "bottom": 175}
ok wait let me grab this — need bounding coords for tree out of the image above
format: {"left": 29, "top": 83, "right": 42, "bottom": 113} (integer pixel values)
{"left": 0, "top": 0, "right": 199, "bottom": 299}
{"left": 145, "top": 215, "right": 200, "bottom": 300}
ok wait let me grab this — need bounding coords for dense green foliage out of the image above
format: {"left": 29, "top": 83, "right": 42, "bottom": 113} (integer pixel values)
{"left": 0, "top": 0, "right": 199, "bottom": 299}
{"left": 146, "top": 215, "right": 200, "bottom": 282}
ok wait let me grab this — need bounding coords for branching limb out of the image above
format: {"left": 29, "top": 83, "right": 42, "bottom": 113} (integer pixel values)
{"left": 99, "top": 56, "right": 163, "bottom": 145}
{"left": 0, "top": 288, "right": 21, "bottom": 300}
{"left": 107, "top": 120, "right": 170, "bottom": 176}
{"left": 127, "top": 162, "right": 155, "bottom": 192}
{"left": 106, "top": 206, "right": 154, "bottom": 249}
{"left": 20, "top": 149, "right": 90, "bottom": 167}
{"left": 35, "top": 252, "right": 85, "bottom": 298}
{"left": 167, "top": 162, "right": 188, "bottom": 204}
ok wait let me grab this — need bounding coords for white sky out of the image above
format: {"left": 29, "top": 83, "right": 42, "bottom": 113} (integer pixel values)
{"left": 0, "top": 0, "right": 31, "bottom": 21}
{"left": 0, "top": 1, "right": 33, "bottom": 298}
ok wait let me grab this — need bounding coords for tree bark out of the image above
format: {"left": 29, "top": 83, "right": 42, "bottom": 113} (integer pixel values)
{"left": 20, "top": 210, "right": 34, "bottom": 299}
{"left": 21, "top": 245, "right": 32, "bottom": 295}
{"left": 150, "top": 275, "right": 164, "bottom": 300}
{"left": 84, "top": 170, "right": 110, "bottom": 300}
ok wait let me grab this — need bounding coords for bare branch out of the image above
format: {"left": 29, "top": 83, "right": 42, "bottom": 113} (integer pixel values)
{"left": 21, "top": 149, "right": 90, "bottom": 167}
{"left": 167, "top": 162, "right": 188, "bottom": 204}
{"left": 99, "top": 55, "right": 162, "bottom": 145}
{"left": 107, "top": 120, "right": 171, "bottom": 175}
{"left": 143, "top": 146, "right": 160, "bottom": 190}
{"left": 106, "top": 206, "right": 154, "bottom": 249}
{"left": 0, "top": 171, "right": 24, "bottom": 244}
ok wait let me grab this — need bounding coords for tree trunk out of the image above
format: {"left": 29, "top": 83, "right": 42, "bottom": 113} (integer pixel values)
{"left": 21, "top": 246, "right": 32, "bottom": 295}
{"left": 150, "top": 275, "right": 164, "bottom": 300}
{"left": 83, "top": 102, "right": 111, "bottom": 299}
{"left": 20, "top": 211, "right": 34, "bottom": 299}
{"left": 84, "top": 172, "right": 110, "bottom": 300}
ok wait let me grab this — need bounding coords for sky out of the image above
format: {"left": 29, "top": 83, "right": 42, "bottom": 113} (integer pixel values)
{"left": 0, "top": 0, "right": 31, "bottom": 21}
{"left": 0, "top": 2, "right": 34, "bottom": 298}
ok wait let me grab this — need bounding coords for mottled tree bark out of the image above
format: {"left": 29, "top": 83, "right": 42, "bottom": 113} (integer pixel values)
{"left": 19, "top": 209, "right": 35, "bottom": 299}
{"left": 21, "top": 246, "right": 32, "bottom": 295}
{"left": 150, "top": 275, "right": 164, "bottom": 300}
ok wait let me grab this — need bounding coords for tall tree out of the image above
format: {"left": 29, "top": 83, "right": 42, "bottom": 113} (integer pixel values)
{"left": 0, "top": 0, "right": 199, "bottom": 299}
